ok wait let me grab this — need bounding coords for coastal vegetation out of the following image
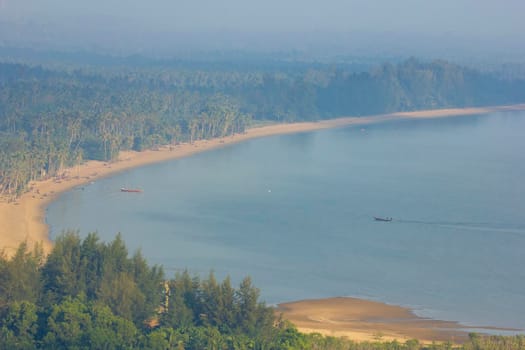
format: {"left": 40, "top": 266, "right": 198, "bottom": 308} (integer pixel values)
{"left": 1, "top": 55, "right": 524, "bottom": 347}
{"left": 0, "top": 232, "right": 523, "bottom": 349}
{"left": 1, "top": 58, "right": 525, "bottom": 198}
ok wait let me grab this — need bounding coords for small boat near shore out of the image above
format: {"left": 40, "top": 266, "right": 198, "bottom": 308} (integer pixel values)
{"left": 374, "top": 216, "right": 392, "bottom": 222}
{"left": 120, "top": 188, "right": 143, "bottom": 193}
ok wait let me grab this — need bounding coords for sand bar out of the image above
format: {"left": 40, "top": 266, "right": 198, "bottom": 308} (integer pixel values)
{"left": 276, "top": 297, "right": 516, "bottom": 344}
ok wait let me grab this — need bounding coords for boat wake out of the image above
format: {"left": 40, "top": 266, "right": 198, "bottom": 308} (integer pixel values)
{"left": 394, "top": 219, "right": 525, "bottom": 236}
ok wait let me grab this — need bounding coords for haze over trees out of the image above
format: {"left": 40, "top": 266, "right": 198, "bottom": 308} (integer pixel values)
{"left": 1, "top": 57, "right": 524, "bottom": 198}
{"left": 2, "top": 0, "right": 525, "bottom": 62}
{"left": 1, "top": 0, "right": 524, "bottom": 347}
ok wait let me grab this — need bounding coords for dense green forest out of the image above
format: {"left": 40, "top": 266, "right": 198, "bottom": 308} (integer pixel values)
{"left": 1, "top": 58, "right": 525, "bottom": 197}
{"left": 1, "top": 232, "right": 523, "bottom": 349}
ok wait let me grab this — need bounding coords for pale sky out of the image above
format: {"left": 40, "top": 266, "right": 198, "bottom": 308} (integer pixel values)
{"left": 1, "top": 0, "right": 524, "bottom": 57}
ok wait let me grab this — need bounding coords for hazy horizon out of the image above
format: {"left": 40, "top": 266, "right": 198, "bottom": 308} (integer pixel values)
{"left": 1, "top": 0, "right": 524, "bottom": 60}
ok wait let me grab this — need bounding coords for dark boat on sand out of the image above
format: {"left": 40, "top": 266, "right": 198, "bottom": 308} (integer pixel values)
{"left": 374, "top": 216, "right": 392, "bottom": 222}
{"left": 120, "top": 188, "right": 143, "bottom": 193}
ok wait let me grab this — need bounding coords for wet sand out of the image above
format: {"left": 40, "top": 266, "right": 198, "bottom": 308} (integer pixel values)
{"left": 1, "top": 104, "right": 524, "bottom": 341}
{"left": 276, "top": 297, "right": 514, "bottom": 343}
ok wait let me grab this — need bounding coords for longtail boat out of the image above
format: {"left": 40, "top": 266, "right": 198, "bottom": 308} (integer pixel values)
{"left": 120, "top": 188, "right": 143, "bottom": 193}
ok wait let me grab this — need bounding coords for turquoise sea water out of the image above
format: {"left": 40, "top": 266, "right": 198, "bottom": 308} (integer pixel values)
{"left": 47, "top": 112, "right": 525, "bottom": 330}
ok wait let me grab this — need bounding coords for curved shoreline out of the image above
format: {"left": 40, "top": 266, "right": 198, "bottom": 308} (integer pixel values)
{"left": 2, "top": 104, "right": 525, "bottom": 341}
{"left": 2, "top": 104, "right": 525, "bottom": 256}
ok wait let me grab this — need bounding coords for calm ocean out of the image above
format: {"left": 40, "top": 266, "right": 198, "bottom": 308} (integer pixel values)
{"left": 47, "top": 111, "right": 525, "bottom": 330}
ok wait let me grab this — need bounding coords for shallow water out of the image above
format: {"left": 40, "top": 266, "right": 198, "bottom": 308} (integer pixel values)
{"left": 47, "top": 111, "right": 525, "bottom": 330}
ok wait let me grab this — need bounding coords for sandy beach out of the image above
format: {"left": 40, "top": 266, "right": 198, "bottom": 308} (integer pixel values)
{"left": 1, "top": 104, "right": 524, "bottom": 341}
{"left": 276, "top": 297, "right": 462, "bottom": 343}
{"left": 276, "top": 297, "right": 514, "bottom": 344}
{"left": 3, "top": 103, "right": 524, "bottom": 257}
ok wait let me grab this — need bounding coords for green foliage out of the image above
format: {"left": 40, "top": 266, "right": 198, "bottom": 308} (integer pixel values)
{"left": 42, "top": 296, "right": 93, "bottom": 349}
{"left": 41, "top": 232, "right": 164, "bottom": 327}
{"left": 41, "top": 232, "right": 85, "bottom": 305}
{"left": 42, "top": 297, "right": 139, "bottom": 350}
{"left": 0, "top": 242, "right": 43, "bottom": 307}
{"left": 87, "top": 302, "right": 139, "bottom": 349}
{"left": 0, "top": 301, "right": 38, "bottom": 350}
{"left": 0, "top": 236, "right": 523, "bottom": 349}
{"left": 463, "top": 333, "right": 525, "bottom": 350}
{"left": 159, "top": 271, "right": 275, "bottom": 343}
{"left": 1, "top": 59, "right": 524, "bottom": 197}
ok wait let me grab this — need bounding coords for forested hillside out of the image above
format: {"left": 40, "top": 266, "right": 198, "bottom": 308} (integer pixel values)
{"left": 1, "top": 232, "right": 523, "bottom": 349}
{"left": 1, "top": 58, "right": 525, "bottom": 197}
